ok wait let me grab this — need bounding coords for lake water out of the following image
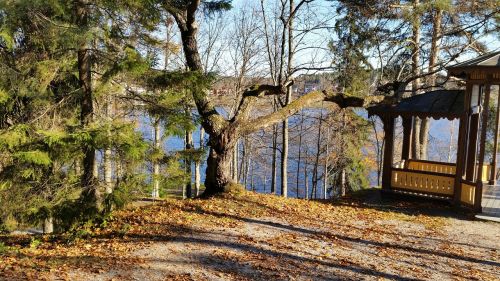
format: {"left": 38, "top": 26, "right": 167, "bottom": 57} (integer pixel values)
{"left": 131, "top": 109, "right": 459, "bottom": 199}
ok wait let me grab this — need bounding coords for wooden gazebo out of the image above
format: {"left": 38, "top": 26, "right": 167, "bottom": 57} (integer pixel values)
{"left": 369, "top": 51, "right": 500, "bottom": 212}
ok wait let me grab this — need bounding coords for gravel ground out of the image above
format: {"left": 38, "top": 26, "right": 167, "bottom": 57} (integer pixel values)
{"left": 62, "top": 191, "right": 500, "bottom": 281}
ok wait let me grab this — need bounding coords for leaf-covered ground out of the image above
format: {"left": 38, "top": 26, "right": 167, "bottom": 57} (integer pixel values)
{"left": 1, "top": 190, "right": 499, "bottom": 280}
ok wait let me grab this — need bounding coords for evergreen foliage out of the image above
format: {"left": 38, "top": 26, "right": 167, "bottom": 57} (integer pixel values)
{"left": 0, "top": 0, "right": 196, "bottom": 232}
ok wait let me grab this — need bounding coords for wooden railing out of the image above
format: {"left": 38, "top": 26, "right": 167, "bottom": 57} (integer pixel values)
{"left": 406, "top": 159, "right": 492, "bottom": 182}
{"left": 460, "top": 181, "right": 476, "bottom": 206}
{"left": 391, "top": 168, "right": 454, "bottom": 196}
{"left": 407, "top": 160, "right": 455, "bottom": 175}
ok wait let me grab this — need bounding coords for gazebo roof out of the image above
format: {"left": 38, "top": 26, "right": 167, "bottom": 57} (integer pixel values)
{"left": 447, "top": 51, "right": 500, "bottom": 77}
{"left": 368, "top": 90, "right": 465, "bottom": 120}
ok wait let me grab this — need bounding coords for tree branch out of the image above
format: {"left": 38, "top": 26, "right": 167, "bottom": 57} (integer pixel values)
{"left": 241, "top": 90, "right": 395, "bottom": 135}
{"left": 233, "top": 81, "right": 292, "bottom": 122}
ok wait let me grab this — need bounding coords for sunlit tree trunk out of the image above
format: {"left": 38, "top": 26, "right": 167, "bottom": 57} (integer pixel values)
{"left": 281, "top": 114, "right": 289, "bottom": 197}
{"left": 271, "top": 113, "right": 278, "bottom": 194}
{"left": 195, "top": 126, "right": 204, "bottom": 196}
{"left": 420, "top": 7, "right": 443, "bottom": 160}
{"left": 232, "top": 139, "right": 238, "bottom": 183}
{"left": 340, "top": 111, "right": 347, "bottom": 197}
{"left": 340, "top": 169, "right": 346, "bottom": 197}
{"left": 304, "top": 148, "right": 309, "bottom": 200}
{"left": 323, "top": 127, "right": 330, "bottom": 199}
{"left": 185, "top": 130, "right": 193, "bottom": 198}
{"left": 296, "top": 112, "right": 304, "bottom": 198}
{"left": 152, "top": 117, "right": 161, "bottom": 198}
{"left": 411, "top": 0, "right": 422, "bottom": 160}
{"left": 312, "top": 108, "right": 323, "bottom": 199}
{"left": 448, "top": 120, "right": 455, "bottom": 162}
{"left": 104, "top": 96, "right": 114, "bottom": 195}
{"left": 250, "top": 157, "right": 254, "bottom": 191}
{"left": 244, "top": 139, "right": 252, "bottom": 188}
{"left": 280, "top": 0, "right": 294, "bottom": 198}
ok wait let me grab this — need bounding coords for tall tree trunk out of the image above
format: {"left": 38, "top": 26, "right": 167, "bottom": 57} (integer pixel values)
{"left": 185, "top": 130, "right": 193, "bottom": 198}
{"left": 76, "top": 0, "right": 99, "bottom": 206}
{"left": 152, "top": 117, "right": 161, "bottom": 198}
{"left": 296, "top": 112, "right": 304, "bottom": 198}
{"left": 281, "top": 118, "right": 289, "bottom": 197}
{"left": 103, "top": 149, "right": 112, "bottom": 194}
{"left": 164, "top": 17, "right": 173, "bottom": 70}
{"left": 448, "top": 120, "right": 455, "bottom": 162}
{"left": 280, "top": 0, "right": 294, "bottom": 198}
{"left": 412, "top": 118, "right": 421, "bottom": 159}
{"left": 304, "top": 149, "right": 309, "bottom": 200}
{"left": 312, "top": 108, "right": 323, "bottom": 199}
{"left": 411, "top": 0, "right": 421, "bottom": 160}
{"left": 281, "top": 117, "right": 289, "bottom": 197}
{"left": 420, "top": 7, "right": 443, "bottom": 160}
{"left": 203, "top": 138, "right": 236, "bottom": 195}
{"left": 244, "top": 139, "right": 252, "bottom": 188}
{"left": 195, "top": 126, "right": 204, "bottom": 196}
{"left": 271, "top": 122, "right": 278, "bottom": 194}
{"left": 340, "top": 169, "right": 346, "bottom": 197}
{"left": 323, "top": 127, "right": 330, "bottom": 199}
{"left": 93, "top": 157, "right": 99, "bottom": 178}
{"left": 244, "top": 140, "right": 250, "bottom": 187}
{"left": 239, "top": 138, "right": 246, "bottom": 184}
{"left": 104, "top": 96, "right": 114, "bottom": 195}
{"left": 250, "top": 158, "right": 254, "bottom": 191}
{"left": 232, "top": 139, "right": 238, "bottom": 183}
{"left": 340, "top": 111, "right": 347, "bottom": 197}
{"left": 370, "top": 118, "right": 383, "bottom": 186}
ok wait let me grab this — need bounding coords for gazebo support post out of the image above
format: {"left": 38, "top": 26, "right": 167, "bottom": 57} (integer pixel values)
{"left": 382, "top": 116, "right": 395, "bottom": 191}
{"left": 489, "top": 89, "right": 500, "bottom": 185}
{"left": 453, "top": 115, "right": 468, "bottom": 205}
{"left": 475, "top": 84, "right": 491, "bottom": 211}
{"left": 401, "top": 117, "right": 412, "bottom": 163}
{"left": 465, "top": 87, "right": 480, "bottom": 181}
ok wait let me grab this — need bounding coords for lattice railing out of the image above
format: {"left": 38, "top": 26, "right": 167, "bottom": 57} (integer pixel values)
{"left": 391, "top": 169, "right": 455, "bottom": 196}
{"left": 407, "top": 160, "right": 456, "bottom": 175}
{"left": 407, "top": 160, "right": 491, "bottom": 182}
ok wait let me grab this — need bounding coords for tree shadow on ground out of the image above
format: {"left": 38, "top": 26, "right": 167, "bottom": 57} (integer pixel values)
{"left": 122, "top": 233, "right": 423, "bottom": 281}
{"left": 314, "top": 189, "right": 473, "bottom": 220}
{"left": 179, "top": 207, "right": 500, "bottom": 268}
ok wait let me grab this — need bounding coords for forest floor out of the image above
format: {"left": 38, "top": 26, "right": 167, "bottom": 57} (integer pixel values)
{"left": 1, "top": 189, "right": 499, "bottom": 281}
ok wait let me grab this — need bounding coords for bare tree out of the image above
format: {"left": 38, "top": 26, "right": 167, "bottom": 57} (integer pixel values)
{"left": 161, "top": 1, "right": 399, "bottom": 195}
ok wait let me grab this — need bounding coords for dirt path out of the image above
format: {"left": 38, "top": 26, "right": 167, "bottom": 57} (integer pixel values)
{"left": 2, "top": 192, "right": 499, "bottom": 281}
{"left": 67, "top": 200, "right": 500, "bottom": 280}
